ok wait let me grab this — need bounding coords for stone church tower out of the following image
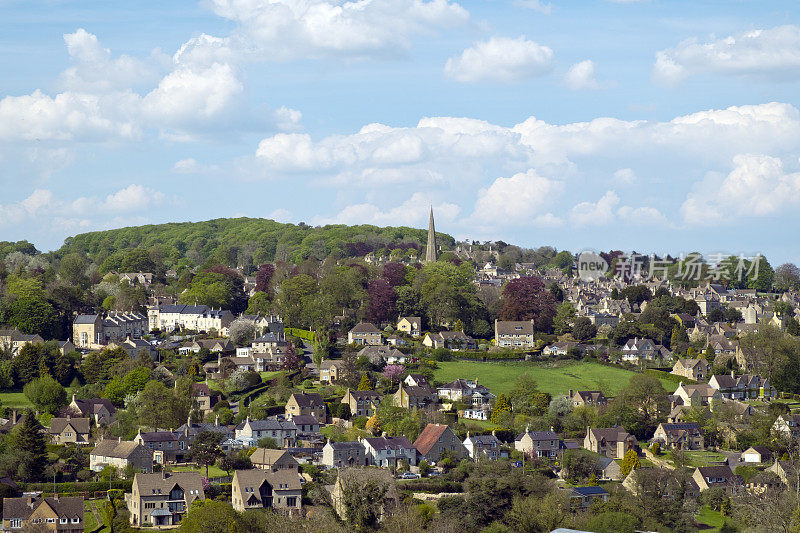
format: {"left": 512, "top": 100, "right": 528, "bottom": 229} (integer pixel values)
{"left": 425, "top": 207, "right": 437, "bottom": 263}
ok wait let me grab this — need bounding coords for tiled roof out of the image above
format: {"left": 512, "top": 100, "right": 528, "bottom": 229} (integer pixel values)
{"left": 3, "top": 496, "right": 83, "bottom": 521}
{"left": 413, "top": 424, "right": 449, "bottom": 455}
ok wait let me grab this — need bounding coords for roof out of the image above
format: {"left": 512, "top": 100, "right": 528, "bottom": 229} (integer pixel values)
{"left": 516, "top": 430, "right": 559, "bottom": 442}
{"left": 495, "top": 320, "right": 535, "bottom": 335}
{"left": 363, "top": 436, "right": 415, "bottom": 451}
{"left": 573, "top": 486, "right": 608, "bottom": 497}
{"left": 233, "top": 468, "right": 301, "bottom": 495}
{"left": 413, "top": 424, "right": 450, "bottom": 455}
{"left": 350, "top": 322, "right": 381, "bottom": 334}
{"left": 133, "top": 472, "right": 205, "bottom": 498}
{"left": 74, "top": 314, "right": 100, "bottom": 324}
{"left": 137, "top": 431, "right": 181, "bottom": 442}
{"left": 588, "top": 427, "right": 631, "bottom": 441}
{"left": 291, "top": 415, "right": 320, "bottom": 426}
{"left": 289, "top": 392, "right": 324, "bottom": 408}
{"left": 327, "top": 440, "right": 365, "bottom": 451}
{"left": 3, "top": 496, "right": 84, "bottom": 520}
{"left": 49, "top": 417, "right": 90, "bottom": 435}
{"left": 250, "top": 448, "right": 297, "bottom": 466}
{"left": 71, "top": 397, "right": 117, "bottom": 416}
{"left": 696, "top": 465, "right": 735, "bottom": 478}
{"left": 91, "top": 439, "right": 151, "bottom": 459}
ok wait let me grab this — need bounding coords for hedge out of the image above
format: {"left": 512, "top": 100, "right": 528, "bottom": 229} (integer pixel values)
{"left": 21, "top": 480, "right": 133, "bottom": 493}
{"left": 643, "top": 368, "right": 697, "bottom": 386}
{"left": 400, "top": 480, "right": 463, "bottom": 493}
{"left": 287, "top": 328, "right": 316, "bottom": 342}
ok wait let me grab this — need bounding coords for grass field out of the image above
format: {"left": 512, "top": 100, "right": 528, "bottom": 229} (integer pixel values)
{"left": 0, "top": 391, "right": 33, "bottom": 408}
{"left": 171, "top": 464, "right": 229, "bottom": 478}
{"left": 83, "top": 499, "right": 109, "bottom": 533}
{"left": 432, "top": 360, "right": 675, "bottom": 397}
{"left": 696, "top": 505, "right": 726, "bottom": 531}
{"left": 682, "top": 451, "right": 728, "bottom": 467}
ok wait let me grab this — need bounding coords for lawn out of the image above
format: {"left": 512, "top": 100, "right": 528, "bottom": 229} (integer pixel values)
{"left": 170, "top": 464, "right": 229, "bottom": 478}
{"left": 432, "top": 360, "right": 675, "bottom": 397}
{"left": 696, "top": 505, "right": 726, "bottom": 531}
{"left": 0, "top": 391, "right": 33, "bottom": 408}
{"left": 683, "top": 451, "right": 728, "bottom": 467}
{"left": 83, "top": 499, "right": 109, "bottom": 533}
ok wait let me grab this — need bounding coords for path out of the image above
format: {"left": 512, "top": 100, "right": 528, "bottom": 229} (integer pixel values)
{"left": 89, "top": 500, "right": 102, "bottom": 531}
{"left": 644, "top": 448, "right": 674, "bottom": 470}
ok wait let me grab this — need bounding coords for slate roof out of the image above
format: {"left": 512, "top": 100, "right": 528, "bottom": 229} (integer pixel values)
{"left": 74, "top": 314, "right": 100, "bottom": 324}
{"left": 350, "top": 322, "right": 381, "bottom": 333}
{"left": 290, "top": 393, "right": 324, "bottom": 408}
{"left": 49, "top": 417, "right": 90, "bottom": 435}
{"left": 133, "top": 472, "right": 205, "bottom": 498}
{"left": 91, "top": 439, "right": 151, "bottom": 459}
{"left": 327, "top": 440, "right": 365, "bottom": 451}
{"left": 71, "top": 397, "right": 117, "bottom": 416}
{"left": 3, "top": 496, "right": 83, "bottom": 521}
{"left": 363, "top": 436, "right": 415, "bottom": 451}
{"left": 573, "top": 486, "right": 608, "bottom": 497}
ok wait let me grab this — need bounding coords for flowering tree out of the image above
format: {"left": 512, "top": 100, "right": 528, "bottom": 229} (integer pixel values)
{"left": 381, "top": 364, "right": 405, "bottom": 383}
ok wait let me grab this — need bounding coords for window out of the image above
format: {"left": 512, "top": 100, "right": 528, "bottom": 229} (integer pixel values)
{"left": 46, "top": 518, "right": 56, "bottom": 524}
{"left": 10, "top": 519, "right": 21, "bottom": 528}
{"left": 287, "top": 497, "right": 297, "bottom": 507}
{"left": 60, "top": 518, "right": 68, "bottom": 524}
{"left": 72, "top": 518, "right": 80, "bottom": 524}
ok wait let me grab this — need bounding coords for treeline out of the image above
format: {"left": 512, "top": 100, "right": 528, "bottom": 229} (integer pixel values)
{"left": 57, "top": 218, "right": 455, "bottom": 271}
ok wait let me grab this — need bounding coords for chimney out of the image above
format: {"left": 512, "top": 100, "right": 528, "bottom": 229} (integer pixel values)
{"left": 71, "top": 394, "right": 76, "bottom": 403}
{"left": 118, "top": 437, "right": 122, "bottom": 442}
{"left": 215, "top": 415, "right": 220, "bottom": 427}
{"left": 491, "top": 430, "right": 496, "bottom": 437}
{"left": 569, "top": 389, "right": 574, "bottom": 398}
{"left": 731, "top": 370, "right": 735, "bottom": 378}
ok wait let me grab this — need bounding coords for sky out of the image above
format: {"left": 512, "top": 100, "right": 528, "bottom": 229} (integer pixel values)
{"left": 1, "top": 0, "right": 800, "bottom": 264}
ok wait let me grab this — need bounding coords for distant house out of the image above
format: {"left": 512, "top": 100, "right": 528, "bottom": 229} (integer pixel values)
{"left": 494, "top": 320, "right": 536, "bottom": 349}
{"left": 2, "top": 496, "right": 84, "bottom": 532}
{"left": 361, "top": 436, "right": 417, "bottom": 468}
{"left": 651, "top": 422, "right": 704, "bottom": 450}
{"left": 90, "top": 438, "right": 153, "bottom": 473}
{"left": 190, "top": 383, "right": 214, "bottom": 415}
{"left": 285, "top": 393, "right": 326, "bottom": 422}
{"left": 437, "top": 379, "right": 495, "bottom": 406}
{"left": 234, "top": 418, "right": 297, "bottom": 448}
{"left": 342, "top": 389, "right": 382, "bottom": 418}
{"left": 357, "top": 345, "right": 408, "bottom": 365}
{"left": 73, "top": 312, "right": 147, "bottom": 349}
{"left": 464, "top": 432, "right": 502, "bottom": 460}
{"left": 568, "top": 390, "right": 607, "bottom": 408}
{"left": 515, "top": 429, "right": 560, "bottom": 459}
{"left": 125, "top": 472, "right": 204, "bottom": 527}
{"left": 671, "top": 358, "right": 710, "bottom": 382}
{"left": 741, "top": 446, "right": 774, "bottom": 464}
{"left": 48, "top": 417, "right": 91, "bottom": 446}
{"left": 692, "top": 466, "right": 741, "bottom": 494}
{"left": 674, "top": 382, "right": 722, "bottom": 407}
{"left": 708, "top": 372, "right": 777, "bottom": 400}
{"left": 413, "top": 424, "right": 468, "bottom": 463}
{"left": 584, "top": 427, "right": 637, "bottom": 459}
{"left": 69, "top": 394, "right": 117, "bottom": 426}
{"left": 773, "top": 414, "right": 800, "bottom": 438}
{"left": 596, "top": 456, "right": 622, "bottom": 481}
{"left": 396, "top": 317, "right": 422, "bottom": 337}
{"left": 292, "top": 415, "right": 321, "bottom": 439}
{"left": 570, "top": 486, "right": 608, "bottom": 509}
{"left": 621, "top": 337, "right": 670, "bottom": 362}
{"left": 320, "top": 360, "right": 342, "bottom": 383}
{"left": 404, "top": 374, "right": 431, "bottom": 388}
{"left": 543, "top": 342, "right": 579, "bottom": 357}
{"left": 231, "top": 469, "right": 302, "bottom": 514}
{"left": 133, "top": 430, "right": 189, "bottom": 464}
{"left": 394, "top": 383, "right": 438, "bottom": 410}
{"left": 322, "top": 441, "right": 366, "bottom": 468}
{"left": 348, "top": 323, "right": 383, "bottom": 345}
{"left": 422, "top": 331, "right": 476, "bottom": 351}
{"left": 146, "top": 304, "right": 234, "bottom": 334}
{"left": 250, "top": 448, "right": 300, "bottom": 473}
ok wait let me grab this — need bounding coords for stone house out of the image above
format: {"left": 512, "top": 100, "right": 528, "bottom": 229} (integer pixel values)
{"left": 494, "top": 320, "right": 536, "bottom": 349}
{"left": 396, "top": 317, "right": 422, "bottom": 337}
{"left": 231, "top": 469, "right": 302, "bottom": 514}
{"left": 584, "top": 427, "right": 637, "bottom": 459}
{"left": 285, "top": 393, "right": 326, "bottom": 422}
{"left": 348, "top": 323, "right": 383, "bottom": 345}
{"left": 90, "top": 438, "right": 154, "bottom": 473}
{"left": 671, "top": 358, "right": 710, "bottom": 382}
{"left": 48, "top": 417, "right": 91, "bottom": 446}
{"left": 2, "top": 496, "right": 84, "bottom": 533}
{"left": 125, "top": 472, "right": 204, "bottom": 527}
{"left": 413, "top": 424, "right": 468, "bottom": 463}
{"left": 342, "top": 389, "right": 382, "bottom": 418}
{"left": 322, "top": 440, "right": 366, "bottom": 468}
{"left": 515, "top": 429, "right": 560, "bottom": 459}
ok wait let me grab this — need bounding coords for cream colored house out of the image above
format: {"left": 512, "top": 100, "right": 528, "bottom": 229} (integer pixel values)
{"left": 231, "top": 469, "right": 302, "bottom": 514}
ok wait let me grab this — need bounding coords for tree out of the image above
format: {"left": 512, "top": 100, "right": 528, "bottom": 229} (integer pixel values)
{"left": 189, "top": 431, "right": 224, "bottom": 478}
{"left": 491, "top": 394, "right": 512, "bottom": 424}
{"left": 257, "top": 436, "right": 279, "bottom": 449}
{"left": 10, "top": 412, "right": 47, "bottom": 482}
{"left": 381, "top": 364, "right": 405, "bottom": 383}
{"left": 553, "top": 302, "right": 576, "bottom": 336}
{"left": 382, "top": 262, "right": 407, "bottom": 287}
{"left": 228, "top": 318, "right": 256, "bottom": 347}
{"left": 217, "top": 450, "right": 251, "bottom": 477}
{"left": 562, "top": 449, "right": 597, "bottom": 482}
{"left": 620, "top": 449, "right": 641, "bottom": 476}
{"left": 499, "top": 276, "right": 557, "bottom": 332}
{"left": 254, "top": 263, "right": 275, "bottom": 293}
{"left": 357, "top": 374, "right": 372, "bottom": 391}
{"left": 775, "top": 263, "right": 800, "bottom": 291}
{"left": 23, "top": 375, "right": 67, "bottom": 415}
{"left": 281, "top": 343, "right": 303, "bottom": 371}
{"left": 572, "top": 317, "right": 597, "bottom": 342}
{"left": 366, "top": 279, "right": 396, "bottom": 324}
{"left": 620, "top": 285, "right": 652, "bottom": 307}
{"left": 136, "top": 381, "right": 177, "bottom": 429}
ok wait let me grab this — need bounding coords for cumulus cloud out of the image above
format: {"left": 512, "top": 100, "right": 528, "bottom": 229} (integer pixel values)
{"left": 172, "top": 158, "right": 220, "bottom": 174}
{"left": 514, "top": 0, "right": 552, "bottom": 14}
{"left": 209, "top": 0, "right": 469, "bottom": 60}
{"left": 564, "top": 60, "right": 607, "bottom": 90}
{"left": 316, "top": 192, "right": 460, "bottom": 226}
{"left": 613, "top": 168, "right": 637, "bottom": 184}
{"left": 59, "top": 28, "right": 164, "bottom": 92}
{"left": 653, "top": 25, "right": 800, "bottom": 86}
{"left": 473, "top": 169, "right": 562, "bottom": 223}
{"left": 444, "top": 37, "right": 554, "bottom": 83}
{"left": 681, "top": 154, "right": 800, "bottom": 224}
{"left": 571, "top": 191, "right": 666, "bottom": 226}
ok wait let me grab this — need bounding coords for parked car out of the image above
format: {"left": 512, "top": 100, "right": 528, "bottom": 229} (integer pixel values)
{"left": 400, "top": 472, "right": 419, "bottom": 479}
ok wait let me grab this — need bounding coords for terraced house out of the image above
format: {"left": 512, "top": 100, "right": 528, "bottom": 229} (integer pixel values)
{"left": 72, "top": 312, "right": 147, "bottom": 349}
{"left": 146, "top": 304, "right": 233, "bottom": 334}
{"left": 342, "top": 389, "right": 382, "bottom": 418}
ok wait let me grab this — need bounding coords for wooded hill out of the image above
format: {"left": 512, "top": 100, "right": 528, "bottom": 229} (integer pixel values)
{"left": 55, "top": 217, "right": 455, "bottom": 271}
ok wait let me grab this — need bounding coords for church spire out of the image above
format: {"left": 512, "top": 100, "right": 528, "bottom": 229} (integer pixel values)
{"left": 425, "top": 206, "right": 437, "bottom": 263}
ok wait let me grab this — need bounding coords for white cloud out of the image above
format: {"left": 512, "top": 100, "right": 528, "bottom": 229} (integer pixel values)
{"left": 681, "top": 154, "right": 800, "bottom": 224}
{"left": 653, "top": 25, "right": 800, "bottom": 86}
{"left": 613, "top": 168, "right": 637, "bottom": 184}
{"left": 209, "top": 0, "right": 469, "bottom": 60}
{"left": 564, "top": 60, "right": 602, "bottom": 90}
{"left": 267, "top": 208, "right": 292, "bottom": 222}
{"left": 316, "top": 192, "right": 460, "bottom": 226}
{"left": 514, "top": 0, "right": 551, "bottom": 14}
{"left": 59, "top": 28, "right": 163, "bottom": 92}
{"left": 473, "top": 169, "right": 562, "bottom": 223}
{"left": 571, "top": 191, "right": 619, "bottom": 226}
{"left": 171, "top": 158, "right": 220, "bottom": 174}
{"left": 99, "top": 184, "right": 164, "bottom": 213}
{"left": 444, "top": 37, "right": 554, "bottom": 83}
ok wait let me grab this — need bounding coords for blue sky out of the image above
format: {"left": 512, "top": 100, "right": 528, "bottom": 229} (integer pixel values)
{"left": 2, "top": 0, "right": 800, "bottom": 264}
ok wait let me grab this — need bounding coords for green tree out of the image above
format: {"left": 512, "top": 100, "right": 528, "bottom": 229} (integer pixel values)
{"left": 491, "top": 394, "right": 512, "bottom": 424}
{"left": 357, "top": 374, "right": 372, "bottom": 391}
{"left": 23, "top": 375, "right": 67, "bottom": 415}
{"left": 188, "top": 431, "right": 224, "bottom": 478}
{"left": 620, "top": 449, "right": 641, "bottom": 476}
{"left": 572, "top": 317, "right": 597, "bottom": 341}
{"left": 10, "top": 412, "right": 47, "bottom": 481}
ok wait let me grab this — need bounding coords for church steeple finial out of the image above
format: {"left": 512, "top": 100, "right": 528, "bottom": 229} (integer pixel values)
{"left": 425, "top": 206, "right": 437, "bottom": 263}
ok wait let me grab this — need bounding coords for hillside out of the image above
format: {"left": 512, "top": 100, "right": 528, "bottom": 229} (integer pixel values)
{"left": 57, "top": 217, "right": 455, "bottom": 269}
